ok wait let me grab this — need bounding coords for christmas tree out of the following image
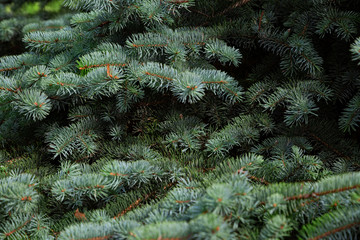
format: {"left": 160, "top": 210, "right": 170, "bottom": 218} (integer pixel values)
{"left": 1, "top": 0, "right": 360, "bottom": 239}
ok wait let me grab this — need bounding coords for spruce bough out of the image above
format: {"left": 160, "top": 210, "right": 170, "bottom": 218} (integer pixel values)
{"left": 1, "top": 0, "right": 360, "bottom": 239}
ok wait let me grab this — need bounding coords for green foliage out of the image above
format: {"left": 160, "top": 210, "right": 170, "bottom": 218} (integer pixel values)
{"left": 1, "top": 0, "right": 360, "bottom": 239}
{"left": 298, "top": 206, "right": 360, "bottom": 240}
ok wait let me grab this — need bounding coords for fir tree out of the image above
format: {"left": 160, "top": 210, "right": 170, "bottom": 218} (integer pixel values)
{"left": 1, "top": 0, "right": 360, "bottom": 239}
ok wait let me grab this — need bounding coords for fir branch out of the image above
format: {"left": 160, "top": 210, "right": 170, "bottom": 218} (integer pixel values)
{"left": 3, "top": 215, "right": 34, "bottom": 238}
{"left": 308, "top": 222, "right": 360, "bottom": 240}
{"left": 285, "top": 184, "right": 360, "bottom": 201}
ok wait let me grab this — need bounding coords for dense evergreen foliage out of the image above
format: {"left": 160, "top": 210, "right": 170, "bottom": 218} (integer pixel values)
{"left": 1, "top": 0, "right": 360, "bottom": 239}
